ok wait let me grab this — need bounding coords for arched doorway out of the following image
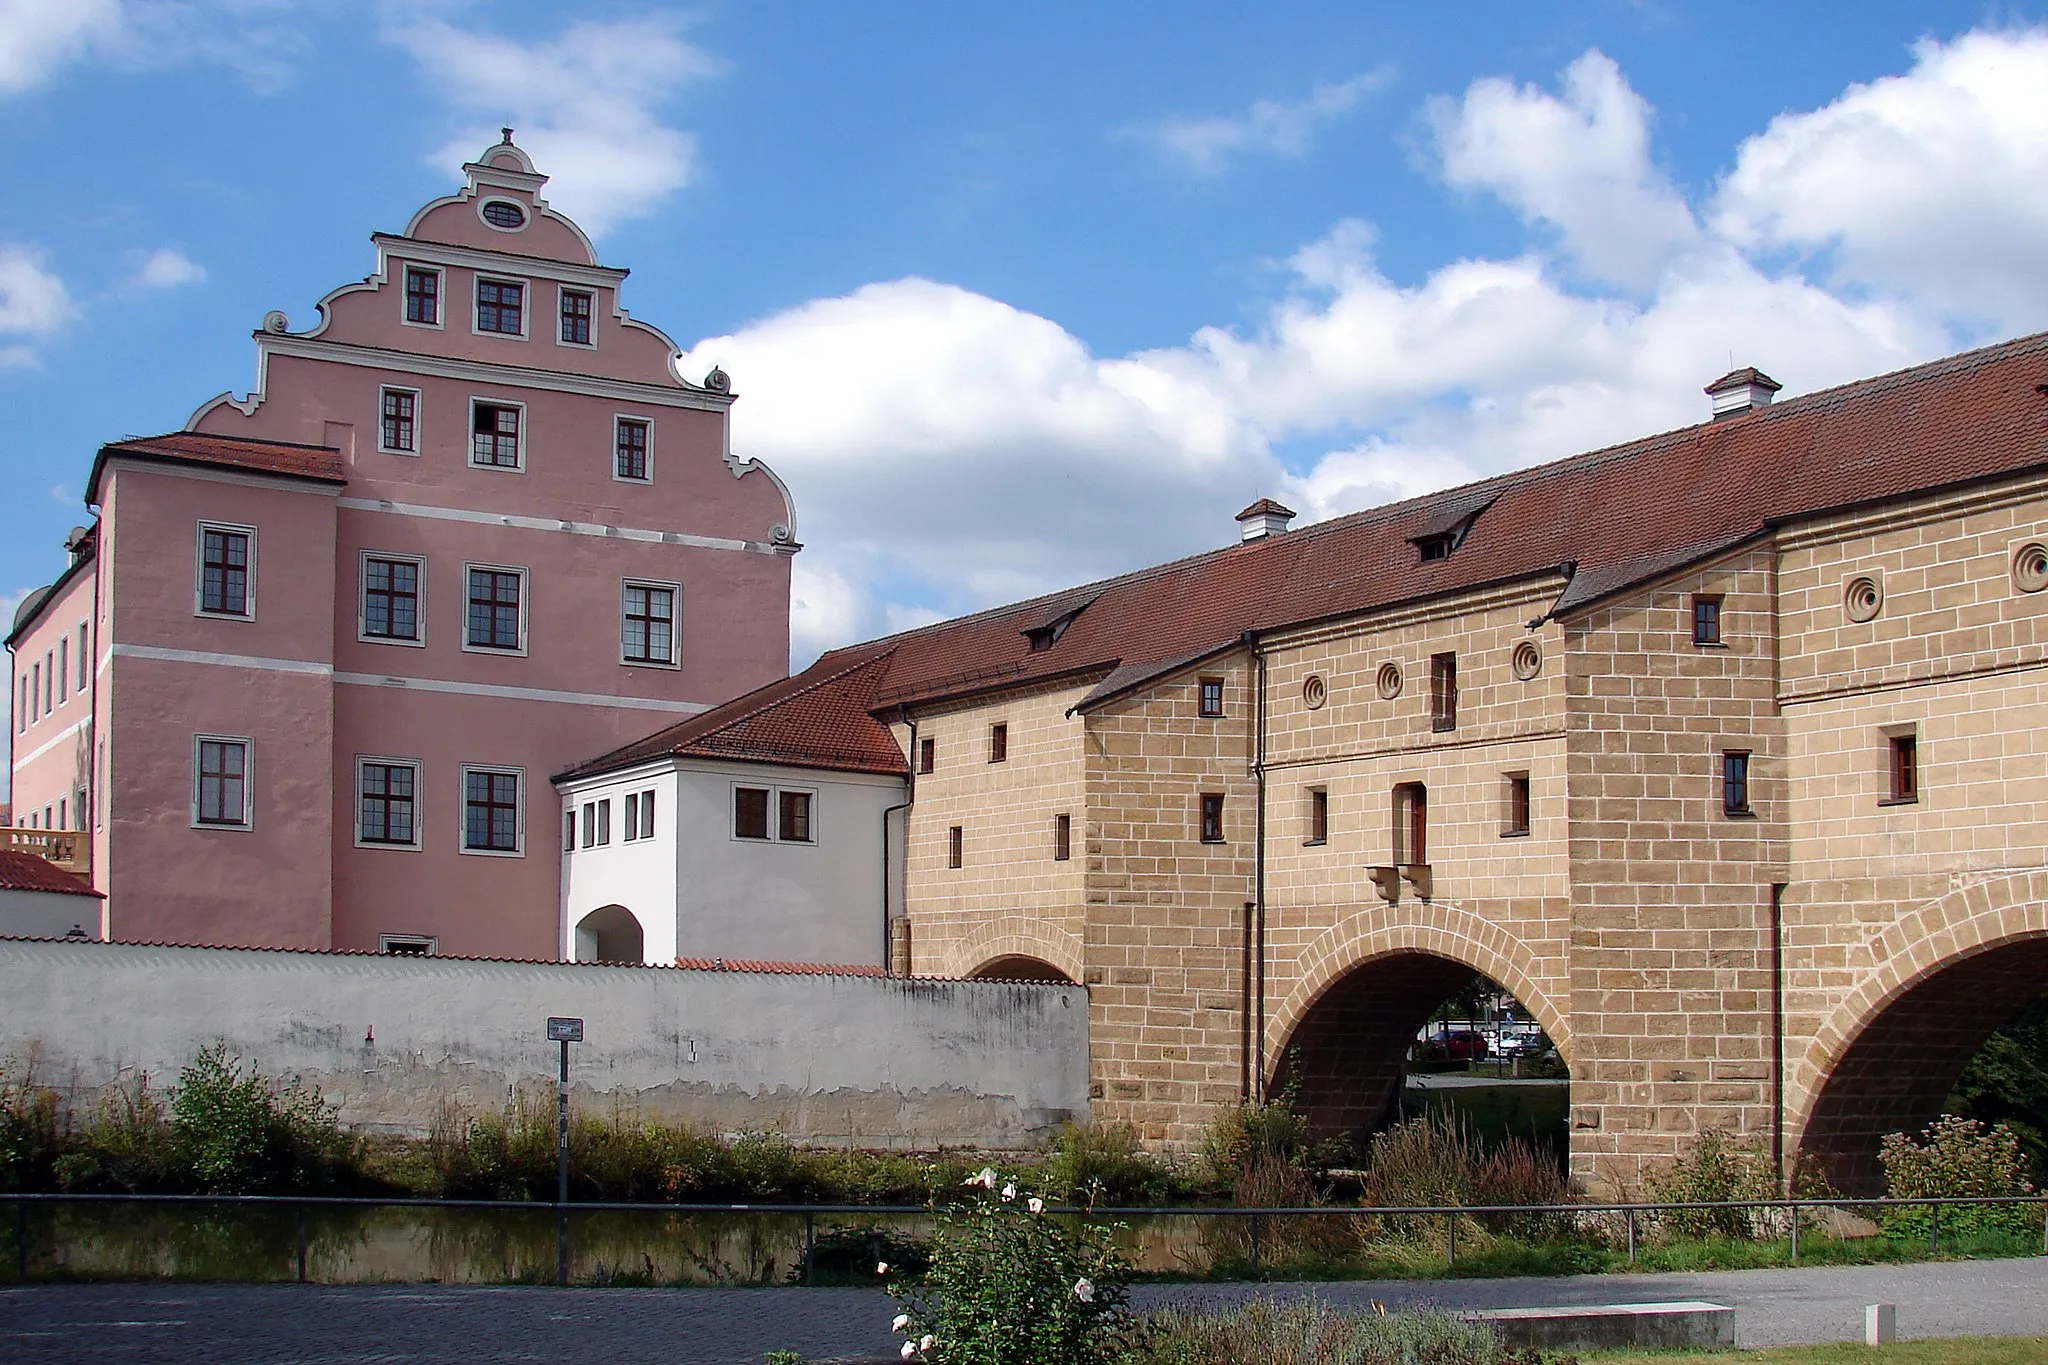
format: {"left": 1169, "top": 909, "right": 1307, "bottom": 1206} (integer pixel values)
{"left": 967, "top": 955, "right": 1075, "bottom": 984}
{"left": 574, "top": 904, "right": 645, "bottom": 964}
{"left": 1798, "top": 935, "right": 2048, "bottom": 1194}
{"left": 1271, "top": 952, "right": 1570, "bottom": 1165}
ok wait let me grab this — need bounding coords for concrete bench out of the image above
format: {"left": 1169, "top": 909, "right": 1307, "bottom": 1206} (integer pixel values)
{"left": 1464, "top": 1300, "right": 1735, "bottom": 1351}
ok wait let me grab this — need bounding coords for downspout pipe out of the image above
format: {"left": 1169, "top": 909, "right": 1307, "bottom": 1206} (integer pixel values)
{"left": 1771, "top": 881, "right": 1787, "bottom": 1187}
{"left": 881, "top": 707, "right": 916, "bottom": 973}
{"left": 1241, "top": 629, "right": 1268, "bottom": 1103}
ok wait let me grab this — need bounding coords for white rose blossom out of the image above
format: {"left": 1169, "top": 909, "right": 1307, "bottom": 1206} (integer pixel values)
{"left": 1074, "top": 1276, "right": 1095, "bottom": 1303}
{"left": 900, "top": 1344, "right": 916, "bottom": 1360}
{"left": 1001, "top": 1182, "right": 1017, "bottom": 1201}
{"left": 919, "top": 1335, "right": 936, "bottom": 1351}
{"left": 876, "top": 1261, "right": 889, "bottom": 1275}
{"left": 1028, "top": 1196, "right": 1045, "bottom": 1214}
{"left": 892, "top": 1313, "right": 911, "bottom": 1332}
{"left": 977, "top": 1166, "right": 999, "bottom": 1189}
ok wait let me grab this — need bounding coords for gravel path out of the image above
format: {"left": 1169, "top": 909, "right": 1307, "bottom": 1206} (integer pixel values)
{"left": 0, "top": 1257, "right": 2042, "bottom": 1362}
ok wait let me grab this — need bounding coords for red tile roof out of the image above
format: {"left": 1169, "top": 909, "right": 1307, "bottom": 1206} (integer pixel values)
{"left": 572, "top": 331, "right": 2048, "bottom": 781}
{"left": 674, "top": 957, "right": 888, "bottom": 977}
{"left": 0, "top": 852, "right": 103, "bottom": 898}
{"left": 86, "top": 431, "right": 347, "bottom": 504}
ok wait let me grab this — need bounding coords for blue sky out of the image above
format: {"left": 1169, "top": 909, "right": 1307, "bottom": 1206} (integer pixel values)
{"left": 6, "top": 0, "right": 2048, "bottom": 702}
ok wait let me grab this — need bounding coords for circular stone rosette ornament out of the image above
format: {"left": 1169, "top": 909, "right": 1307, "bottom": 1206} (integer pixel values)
{"left": 1375, "top": 661, "right": 1403, "bottom": 700}
{"left": 1844, "top": 574, "right": 1884, "bottom": 623}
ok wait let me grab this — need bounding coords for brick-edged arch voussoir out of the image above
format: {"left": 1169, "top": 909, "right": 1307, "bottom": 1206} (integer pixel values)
{"left": 1787, "top": 869, "right": 2048, "bottom": 1155}
{"left": 1267, "top": 904, "right": 1573, "bottom": 1080}
{"left": 941, "top": 918, "right": 1087, "bottom": 985}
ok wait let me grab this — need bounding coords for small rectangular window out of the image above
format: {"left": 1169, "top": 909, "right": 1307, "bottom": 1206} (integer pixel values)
{"left": 1199, "top": 677, "right": 1225, "bottom": 718}
{"left": 1723, "top": 751, "right": 1752, "bottom": 816}
{"left": 560, "top": 288, "right": 594, "bottom": 345}
{"left": 735, "top": 786, "right": 771, "bottom": 840}
{"left": 1199, "top": 793, "right": 1225, "bottom": 844}
{"left": 779, "top": 790, "right": 813, "bottom": 843}
{"left": 1394, "top": 782, "right": 1427, "bottom": 864}
{"left": 1429, "top": 653, "right": 1457, "bottom": 732}
{"left": 948, "top": 824, "right": 963, "bottom": 868}
{"left": 359, "top": 760, "right": 419, "bottom": 846}
{"left": 615, "top": 418, "right": 650, "bottom": 481}
{"left": 1887, "top": 733, "right": 1919, "bottom": 804}
{"left": 466, "top": 567, "right": 524, "bottom": 651}
{"left": 463, "top": 769, "right": 521, "bottom": 852}
{"left": 199, "top": 525, "right": 252, "bottom": 617}
{"left": 989, "top": 723, "right": 1008, "bottom": 763}
{"left": 363, "top": 556, "right": 422, "bottom": 642}
{"left": 622, "top": 582, "right": 676, "bottom": 664}
{"left": 196, "top": 738, "right": 249, "bottom": 827}
{"left": 581, "top": 801, "right": 595, "bottom": 848}
{"left": 1053, "top": 812, "right": 1071, "bottom": 861}
{"left": 77, "top": 624, "right": 88, "bottom": 690}
{"left": 596, "top": 799, "right": 611, "bottom": 846}
{"left": 57, "top": 639, "right": 67, "bottom": 703}
{"left": 471, "top": 402, "right": 522, "bottom": 468}
{"left": 1504, "top": 772, "right": 1531, "bottom": 836}
{"left": 380, "top": 387, "right": 418, "bottom": 453}
{"left": 1306, "top": 788, "right": 1328, "bottom": 846}
{"left": 638, "top": 789, "right": 655, "bottom": 839}
{"left": 564, "top": 810, "right": 576, "bottom": 853}
{"left": 475, "top": 278, "right": 524, "bottom": 334}
{"left": 45, "top": 651, "right": 54, "bottom": 709}
{"left": 623, "top": 792, "right": 639, "bottom": 841}
{"left": 919, "top": 737, "right": 935, "bottom": 774}
{"left": 1692, "top": 595, "right": 1723, "bottom": 646}
{"left": 381, "top": 935, "right": 436, "bottom": 957}
{"left": 403, "top": 267, "right": 439, "bottom": 325}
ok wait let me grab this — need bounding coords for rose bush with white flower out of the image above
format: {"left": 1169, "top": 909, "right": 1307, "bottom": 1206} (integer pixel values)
{"left": 883, "top": 1174, "right": 1132, "bottom": 1365}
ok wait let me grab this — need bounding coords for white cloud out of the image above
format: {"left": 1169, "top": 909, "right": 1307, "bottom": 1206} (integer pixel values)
{"left": 0, "top": 0, "right": 121, "bottom": 94}
{"left": 128, "top": 247, "right": 205, "bottom": 291}
{"left": 1429, "top": 50, "right": 1698, "bottom": 291}
{"left": 387, "top": 14, "right": 720, "bottom": 236}
{"left": 690, "top": 36, "right": 2046, "bottom": 663}
{"left": 0, "top": 244, "right": 75, "bottom": 365}
{"left": 1129, "top": 71, "right": 1389, "bottom": 177}
{"left": 1714, "top": 28, "right": 2048, "bottom": 331}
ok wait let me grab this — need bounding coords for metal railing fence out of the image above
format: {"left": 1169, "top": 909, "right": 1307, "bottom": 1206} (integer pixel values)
{"left": 5, "top": 1190, "right": 2044, "bottom": 1286}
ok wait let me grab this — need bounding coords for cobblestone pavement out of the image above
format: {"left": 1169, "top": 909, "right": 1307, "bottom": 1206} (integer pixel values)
{"left": 2, "top": 1258, "right": 2044, "bottom": 1363}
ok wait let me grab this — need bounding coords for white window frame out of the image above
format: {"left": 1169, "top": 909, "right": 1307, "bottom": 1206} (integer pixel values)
{"left": 620, "top": 578, "right": 681, "bottom": 668}
{"left": 622, "top": 788, "right": 656, "bottom": 842}
{"left": 458, "top": 763, "right": 526, "bottom": 857}
{"left": 728, "top": 781, "right": 817, "bottom": 846}
{"left": 191, "top": 734, "right": 254, "bottom": 831}
{"left": 461, "top": 562, "right": 529, "bottom": 656}
{"left": 58, "top": 638, "right": 67, "bottom": 704}
{"left": 611, "top": 412, "right": 654, "bottom": 483}
{"left": 471, "top": 273, "right": 532, "bottom": 341}
{"left": 476, "top": 198, "right": 530, "bottom": 234}
{"left": 557, "top": 285, "right": 598, "bottom": 350}
{"left": 467, "top": 397, "right": 527, "bottom": 473}
{"left": 378, "top": 385, "right": 422, "bottom": 455}
{"left": 77, "top": 621, "right": 88, "bottom": 691}
{"left": 379, "top": 934, "right": 439, "bottom": 956}
{"left": 194, "top": 520, "right": 258, "bottom": 621}
{"left": 354, "top": 755, "right": 423, "bottom": 851}
{"left": 400, "top": 264, "right": 445, "bottom": 331}
{"left": 358, "top": 551, "right": 427, "bottom": 648}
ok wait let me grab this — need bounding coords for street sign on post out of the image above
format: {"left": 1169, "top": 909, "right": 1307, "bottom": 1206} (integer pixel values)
{"left": 546, "top": 1017, "right": 583, "bottom": 1285}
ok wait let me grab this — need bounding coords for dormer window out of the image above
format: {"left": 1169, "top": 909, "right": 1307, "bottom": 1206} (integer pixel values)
{"left": 1021, "top": 592, "right": 1098, "bottom": 652}
{"left": 1408, "top": 493, "right": 1496, "bottom": 564}
{"left": 1416, "top": 533, "right": 1455, "bottom": 562}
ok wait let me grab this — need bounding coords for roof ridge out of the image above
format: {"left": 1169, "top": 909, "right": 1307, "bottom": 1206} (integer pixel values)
{"left": 119, "top": 430, "right": 344, "bottom": 454}
{"left": 695, "top": 646, "right": 897, "bottom": 737}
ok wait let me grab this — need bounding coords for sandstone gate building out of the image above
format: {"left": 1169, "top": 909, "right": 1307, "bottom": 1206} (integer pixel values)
{"left": 6, "top": 136, "right": 797, "bottom": 957}
{"left": 570, "top": 335, "right": 2048, "bottom": 1193}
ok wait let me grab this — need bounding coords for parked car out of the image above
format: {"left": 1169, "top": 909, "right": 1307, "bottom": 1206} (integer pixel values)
{"left": 1432, "top": 1028, "right": 1490, "bottom": 1061}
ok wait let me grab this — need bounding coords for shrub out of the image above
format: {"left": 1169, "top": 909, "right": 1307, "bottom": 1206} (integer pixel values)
{"left": 1043, "top": 1123, "right": 1181, "bottom": 1206}
{"left": 1360, "top": 1113, "right": 1577, "bottom": 1238}
{"left": 1880, "top": 1114, "right": 2041, "bottom": 1242}
{"left": 169, "top": 1044, "right": 358, "bottom": 1194}
{"left": 887, "top": 1169, "right": 1135, "bottom": 1365}
{"left": 1201, "top": 1090, "right": 1321, "bottom": 1195}
{"left": 1642, "top": 1130, "right": 1781, "bottom": 1241}
{"left": 0, "top": 1062, "right": 64, "bottom": 1192}
{"left": 1135, "top": 1297, "right": 1554, "bottom": 1365}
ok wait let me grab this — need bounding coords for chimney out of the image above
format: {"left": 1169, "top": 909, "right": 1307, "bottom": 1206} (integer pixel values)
{"left": 1235, "top": 498, "right": 1296, "bottom": 542}
{"left": 1704, "top": 367, "right": 1782, "bottom": 420}
{"left": 64, "top": 526, "right": 92, "bottom": 566}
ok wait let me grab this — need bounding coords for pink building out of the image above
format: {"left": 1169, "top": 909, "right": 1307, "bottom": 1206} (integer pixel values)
{"left": 5, "top": 135, "right": 796, "bottom": 956}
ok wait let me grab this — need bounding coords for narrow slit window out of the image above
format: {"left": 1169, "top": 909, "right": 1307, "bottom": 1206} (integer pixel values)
{"left": 947, "top": 825, "right": 963, "bottom": 868}
{"left": 1505, "top": 772, "right": 1532, "bottom": 836}
{"left": 564, "top": 811, "right": 576, "bottom": 853}
{"left": 638, "top": 790, "right": 655, "bottom": 840}
{"left": 1723, "top": 751, "right": 1752, "bottom": 816}
{"left": 1199, "top": 793, "right": 1225, "bottom": 844}
{"left": 1394, "top": 782, "right": 1428, "bottom": 864}
{"left": 1053, "top": 812, "right": 1071, "bottom": 861}
{"left": 918, "top": 737, "right": 935, "bottom": 774}
{"left": 1429, "top": 653, "right": 1457, "bottom": 732}
{"left": 1306, "top": 788, "right": 1328, "bottom": 846}
{"left": 989, "top": 723, "right": 1008, "bottom": 763}
{"left": 1887, "top": 733, "right": 1918, "bottom": 804}
{"left": 623, "top": 792, "right": 640, "bottom": 841}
